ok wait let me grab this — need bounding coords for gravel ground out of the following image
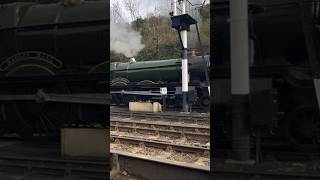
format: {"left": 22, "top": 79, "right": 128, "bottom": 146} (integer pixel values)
{"left": 111, "top": 142, "right": 210, "bottom": 167}
{"left": 110, "top": 115, "right": 210, "bottom": 167}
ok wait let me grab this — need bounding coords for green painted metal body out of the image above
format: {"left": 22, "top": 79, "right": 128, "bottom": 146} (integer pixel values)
{"left": 111, "top": 59, "right": 179, "bottom": 82}
{"left": 0, "top": 1, "right": 108, "bottom": 74}
{"left": 110, "top": 56, "right": 209, "bottom": 84}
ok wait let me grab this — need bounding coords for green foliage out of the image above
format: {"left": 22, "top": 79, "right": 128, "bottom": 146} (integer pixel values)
{"left": 200, "top": 3, "right": 210, "bottom": 19}
{"left": 137, "top": 16, "right": 181, "bottom": 61}
{"left": 110, "top": 52, "right": 124, "bottom": 62}
{"left": 199, "top": 4, "right": 210, "bottom": 54}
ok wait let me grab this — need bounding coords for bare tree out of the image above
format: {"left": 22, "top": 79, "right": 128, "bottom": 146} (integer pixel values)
{"left": 122, "top": 0, "right": 140, "bottom": 22}
{"left": 111, "top": 1, "right": 124, "bottom": 23}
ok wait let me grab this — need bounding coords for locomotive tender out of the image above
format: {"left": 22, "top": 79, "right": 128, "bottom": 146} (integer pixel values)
{"left": 213, "top": 0, "right": 320, "bottom": 152}
{"left": 0, "top": 0, "right": 108, "bottom": 139}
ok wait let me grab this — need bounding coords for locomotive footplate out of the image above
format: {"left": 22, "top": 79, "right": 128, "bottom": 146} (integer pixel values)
{"left": 0, "top": 73, "right": 108, "bottom": 85}
{"left": 111, "top": 90, "right": 167, "bottom": 96}
{"left": 0, "top": 89, "right": 110, "bottom": 105}
{"left": 111, "top": 80, "right": 209, "bottom": 111}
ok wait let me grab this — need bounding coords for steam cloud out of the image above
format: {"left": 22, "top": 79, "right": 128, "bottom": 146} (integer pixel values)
{"left": 110, "top": 22, "right": 145, "bottom": 58}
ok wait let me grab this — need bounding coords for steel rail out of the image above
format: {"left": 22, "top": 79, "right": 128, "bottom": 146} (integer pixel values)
{"left": 110, "top": 110, "right": 210, "bottom": 125}
{"left": 111, "top": 134, "right": 210, "bottom": 154}
{"left": 111, "top": 119, "right": 210, "bottom": 143}
{"left": 111, "top": 118, "right": 209, "bottom": 131}
{"left": 0, "top": 155, "right": 108, "bottom": 179}
{"left": 111, "top": 125, "right": 209, "bottom": 143}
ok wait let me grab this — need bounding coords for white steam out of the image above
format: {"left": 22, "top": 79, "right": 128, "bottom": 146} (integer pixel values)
{"left": 110, "top": 22, "right": 145, "bottom": 58}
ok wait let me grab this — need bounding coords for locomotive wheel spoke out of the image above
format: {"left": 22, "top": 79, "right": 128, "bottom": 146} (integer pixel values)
{"left": 41, "top": 112, "right": 57, "bottom": 131}
{"left": 40, "top": 105, "right": 61, "bottom": 129}
{"left": 40, "top": 116, "right": 49, "bottom": 135}
{"left": 2, "top": 83, "right": 73, "bottom": 139}
{"left": 74, "top": 85, "right": 107, "bottom": 127}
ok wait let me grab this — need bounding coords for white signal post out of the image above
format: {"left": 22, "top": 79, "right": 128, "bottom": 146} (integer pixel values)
{"left": 230, "top": 0, "right": 251, "bottom": 161}
{"left": 182, "top": 0, "right": 190, "bottom": 112}
{"left": 171, "top": 0, "right": 189, "bottom": 112}
{"left": 173, "top": 0, "right": 177, "bottom": 16}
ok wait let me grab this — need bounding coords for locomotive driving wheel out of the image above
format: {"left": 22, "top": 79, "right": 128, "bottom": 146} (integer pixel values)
{"left": 199, "top": 95, "right": 210, "bottom": 111}
{"left": 284, "top": 106, "right": 320, "bottom": 152}
{"left": 2, "top": 65, "right": 75, "bottom": 140}
{"left": 2, "top": 84, "right": 74, "bottom": 140}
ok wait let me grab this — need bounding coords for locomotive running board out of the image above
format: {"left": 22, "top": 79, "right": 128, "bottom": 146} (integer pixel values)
{"left": 0, "top": 89, "right": 110, "bottom": 105}
{"left": 111, "top": 90, "right": 170, "bottom": 96}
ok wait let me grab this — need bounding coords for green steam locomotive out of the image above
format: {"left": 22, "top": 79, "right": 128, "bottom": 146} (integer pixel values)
{"left": 110, "top": 55, "right": 210, "bottom": 111}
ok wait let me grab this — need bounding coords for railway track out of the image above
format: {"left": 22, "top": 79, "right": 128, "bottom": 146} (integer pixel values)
{"left": 110, "top": 109, "right": 210, "bottom": 125}
{"left": 111, "top": 118, "right": 210, "bottom": 143}
{"left": 111, "top": 112, "right": 210, "bottom": 155}
{"left": 213, "top": 147, "right": 320, "bottom": 179}
{"left": 111, "top": 133, "right": 209, "bottom": 155}
{"left": 212, "top": 160, "right": 320, "bottom": 180}
{"left": 212, "top": 169, "right": 320, "bottom": 180}
{"left": 110, "top": 109, "right": 210, "bottom": 179}
{"left": 0, "top": 155, "right": 108, "bottom": 179}
{"left": 0, "top": 139, "right": 108, "bottom": 179}
{"left": 214, "top": 142, "right": 320, "bottom": 162}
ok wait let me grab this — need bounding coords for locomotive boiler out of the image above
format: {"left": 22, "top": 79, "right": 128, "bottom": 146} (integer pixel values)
{"left": 213, "top": 0, "right": 320, "bottom": 152}
{"left": 110, "top": 55, "right": 210, "bottom": 110}
{"left": 0, "top": 0, "right": 108, "bottom": 139}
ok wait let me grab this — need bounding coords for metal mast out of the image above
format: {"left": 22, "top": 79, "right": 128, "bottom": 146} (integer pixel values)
{"left": 171, "top": 0, "right": 191, "bottom": 112}
{"left": 180, "top": 0, "right": 189, "bottom": 112}
{"left": 230, "top": 0, "right": 251, "bottom": 161}
{"left": 170, "top": 0, "right": 208, "bottom": 112}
